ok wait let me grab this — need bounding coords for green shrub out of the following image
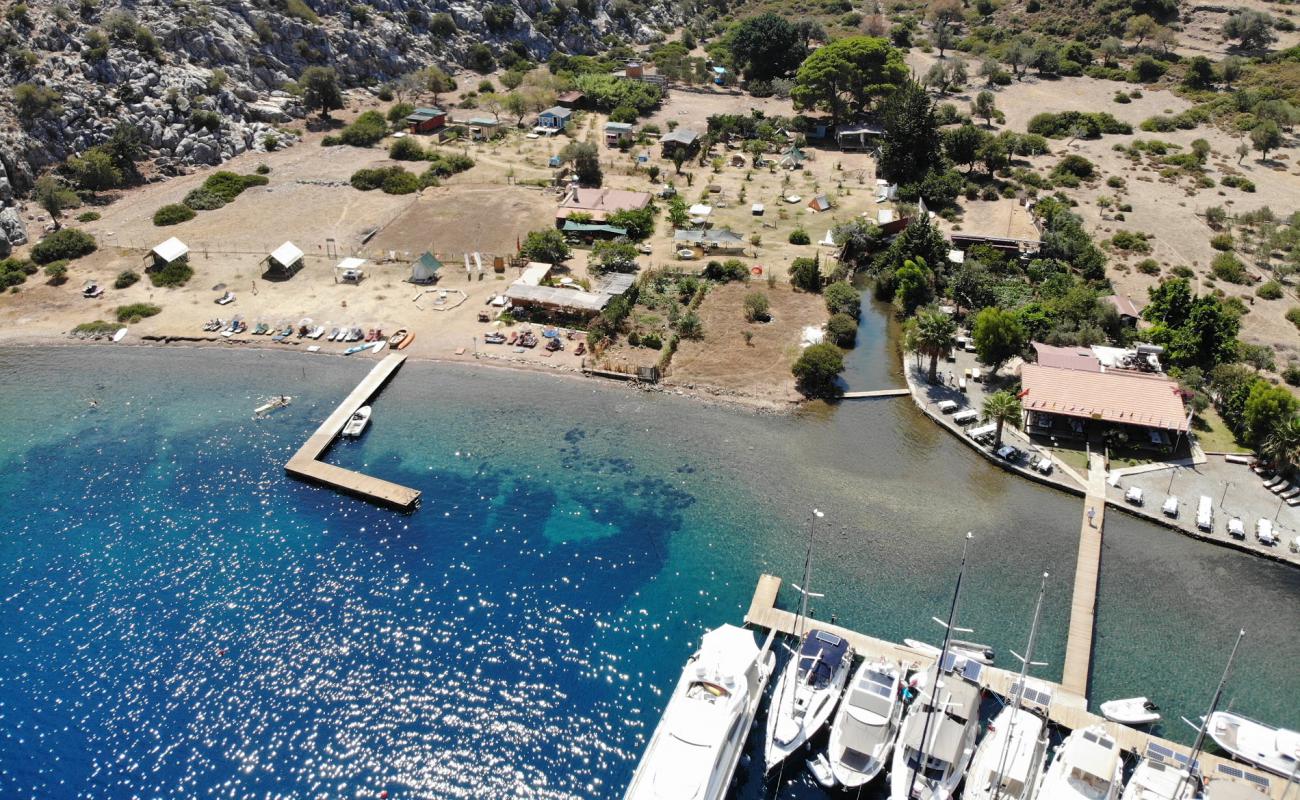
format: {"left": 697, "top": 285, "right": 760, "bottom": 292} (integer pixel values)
{"left": 183, "top": 188, "right": 226, "bottom": 210}
{"left": 381, "top": 169, "right": 422, "bottom": 194}
{"left": 824, "top": 280, "right": 860, "bottom": 318}
{"left": 1256, "top": 281, "right": 1283, "bottom": 300}
{"left": 331, "top": 111, "right": 388, "bottom": 147}
{"left": 1221, "top": 175, "right": 1256, "bottom": 192}
{"left": 1136, "top": 259, "right": 1161, "bottom": 275}
{"left": 826, "top": 312, "right": 859, "bottom": 347}
{"left": 1114, "top": 92, "right": 1131, "bottom": 104}
{"left": 1289, "top": 308, "right": 1300, "bottom": 330}
{"left": 788, "top": 228, "right": 810, "bottom": 245}
{"left": 425, "top": 151, "right": 476, "bottom": 177}
{"left": 201, "top": 171, "right": 268, "bottom": 202}
{"left": 190, "top": 109, "right": 221, "bottom": 132}
{"left": 149, "top": 258, "right": 193, "bottom": 288}
{"left": 1284, "top": 363, "right": 1300, "bottom": 387}
{"left": 31, "top": 228, "right": 97, "bottom": 264}
{"left": 43, "top": 260, "right": 70, "bottom": 284}
{"left": 1026, "top": 111, "right": 1130, "bottom": 139}
{"left": 743, "top": 291, "right": 770, "bottom": 322}
{"left": 1106, "top": 176, "right": 1125, "bottom": 189}
{"left": 0, "top": 257, "right": 34, "bottom": 288}
{"left": 116, "top": 302, "right": 161, "bottom": 322}
{"left": 153, "top": 203, "right": 196, "bottom": 226}
{"left": 1210, "top": 233, "right": 1234, "bottom": 251}
{"left": 282, "top": 0, "right": 319, "bottom": 23}
{"left": 255, "top": 163, "right": 271, "bottom": 175}
{"left": 73, "top": 320, "right": 119, "bottom": 335}
{"left": 13, "top": 82, "right": 61, "bottom": 119}
{"left": 389, "top": 136, "right": 425, "bottom": 160}
{"left": 114, "top": 270, "right": 139, "bottom": 289}
{"left": 76, "top": 211, "right": 101, "bottom": 222}
{"left": 703, "top": 259, "right": 750, "bottom": 282}
{"left": 1211, "top": 252, "right": 1249, "bottom": 284}
{"left": 1052, "top": 154, "right": 1096, "bottom": 181}
{"left": 351, "top": 166, "right": 414, "bottom": 191}
{"left": 1109, "top": 229, "right": 1151, "bottom": 253}
{"left": 1172, "top": 265, "right": 1195, "bottom": 278}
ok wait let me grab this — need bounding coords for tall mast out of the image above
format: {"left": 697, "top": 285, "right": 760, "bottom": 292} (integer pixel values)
{"left": 907, "top": 532, "right": 974, "bottom": 797}
{"left": 991, "top": 572, "right": 1050, "bottom": 800}
{"left": 1175, "top": 628, "right": 1246, "bottom": 800}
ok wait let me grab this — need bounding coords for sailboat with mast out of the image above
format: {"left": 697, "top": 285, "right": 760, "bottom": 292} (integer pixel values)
{"left": 764, "top": 509, "right": 855, "bottom": 772}
{"left": 889, "top": 533, "right": 984, "bottom": 800}
{"left": 1123, "top": 629, "right": 1246, "bottom": 800}
{"left": 964, "top": 572, "right": 1053, "bottom": 800}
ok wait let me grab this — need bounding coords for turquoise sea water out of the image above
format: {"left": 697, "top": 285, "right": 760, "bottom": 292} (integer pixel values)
{"left": 1, "top": 303, "right": 1297, "bottom": 799}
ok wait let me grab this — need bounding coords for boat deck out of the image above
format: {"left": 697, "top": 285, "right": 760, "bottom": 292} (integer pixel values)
{"left": 284, "top": 353, "right": 421, "bottom": 510}
{"left": 744, "top": 574, "right": 1288, "bottom": 798}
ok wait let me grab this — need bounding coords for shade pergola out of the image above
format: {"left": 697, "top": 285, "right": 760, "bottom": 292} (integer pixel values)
{"left": 148, "top": 237, "right": 189, "bottom": 268}
{"left": 263, "top": 241, "right": 304, "bottom": 277}
{"left": 334, "top": 256, "right": 366, "bottom": 283}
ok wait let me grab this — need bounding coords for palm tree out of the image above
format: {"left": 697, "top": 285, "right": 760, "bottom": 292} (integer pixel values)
{"left": 914, "top": 307, "right": 957, "bottom": 384}
{"left": 901, "top": 318, "right": 923, "bottom": 370}
{"left": 982, "top": 390, "right": 1023, "bottom": 447}
{"left": 1262, "top": 417, "right": 1300, "bottom": 473}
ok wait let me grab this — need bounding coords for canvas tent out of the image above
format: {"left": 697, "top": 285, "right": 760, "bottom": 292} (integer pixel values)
{"left": 149, "top": 237, "right": 189, "bottom": 269}
{"left": 409, "top": 252, "right": 442, "bottom": 284}
{"left": 263, "top": 241, "right": 304, "bottom": 278}
{"left": 807, "top": 194, "right": 832, "bottom": 212}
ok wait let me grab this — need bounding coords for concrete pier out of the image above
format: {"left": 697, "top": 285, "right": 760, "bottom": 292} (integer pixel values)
{"left": 745, "top": 573, "right": 1287, "bottom": 798}
{"left": 284, "top": 353, "right": 421, "bottom": 510}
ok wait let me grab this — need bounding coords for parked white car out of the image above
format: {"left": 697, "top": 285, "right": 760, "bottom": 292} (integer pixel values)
{"left": 1256, "top": 518, "right": 1277, "bottom": 545}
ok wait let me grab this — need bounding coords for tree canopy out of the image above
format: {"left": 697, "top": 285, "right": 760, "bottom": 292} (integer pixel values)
{"left": 792, "top": 342, "right": 845, "bottom": 398}
{"left": 300, "top": 66, "right": 343, "bottom": 118}
{"left": 726, "top": 13, "right": 806, "bottom": 82}
{"left": 560, "top": 141, "right": 602, "bottom": 187}
{"left": 790, "top": 37, "right": 907, "bottom": 123}
{"left": 878, "top": 80, "right": 941, "bottom": 185}
{"left": 972, "top": 306, "right": 1027, "bottom": 373}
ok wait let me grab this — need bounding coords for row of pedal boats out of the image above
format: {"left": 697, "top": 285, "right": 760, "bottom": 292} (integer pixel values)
{"left": 625, "top": 562, "right": 1294, "bottom": 800}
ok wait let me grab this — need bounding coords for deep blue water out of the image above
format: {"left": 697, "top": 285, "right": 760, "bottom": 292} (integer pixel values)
{"left": 1, "top": 309, "right": 1297, "bottom": 799}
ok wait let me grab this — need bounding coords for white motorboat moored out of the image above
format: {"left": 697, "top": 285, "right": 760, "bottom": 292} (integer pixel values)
{"left": 827, "top": 658, "right": 903, "bottom": 788}
{"left": 624, "top": 624, "right": 775, "bottom": 800}
{"left": 1034, "top": 725, "right": 1124, "bottom": 800}
{"left": 1206, "top": 712, "right": 1300, "bottom": 777}
{"left": 888, "top": 653, "right": 983, "bottom": 800}
{"left": 342, "top": 405, "right": 371, "bottom": 437}
{"left": 1100, "top": 696, "right": 1161, "bottom": 725}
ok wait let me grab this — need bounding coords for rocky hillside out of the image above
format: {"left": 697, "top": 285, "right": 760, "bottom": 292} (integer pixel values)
{"left": 0, "top": 0, "right": 679, "bottom": 249}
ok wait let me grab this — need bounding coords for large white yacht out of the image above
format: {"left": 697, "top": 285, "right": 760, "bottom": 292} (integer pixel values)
{"left": 763, "top": 628, "right": 853, "bottom": 770}
{"left": 1206, "top": 712, "right": 1300, "bottom": 778}
{"left": 1035, "top": 725, "right": 1125, "bottom": 800}
{"left": 624, "top": 624, "right": 775, "bottom": 800}
{"left": 888, "top": 652, "right": 984, "bottom": 800}
{"left": 826, "top": 658, "right": 903, "bottom": 788}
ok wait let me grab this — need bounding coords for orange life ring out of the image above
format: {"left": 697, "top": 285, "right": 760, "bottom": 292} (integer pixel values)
{"left": 751, "top": 266, "right": 763, "bottom": 275}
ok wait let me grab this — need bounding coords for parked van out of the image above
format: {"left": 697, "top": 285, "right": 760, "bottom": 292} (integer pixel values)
{"left": 1196, "top": 496, "right": 1213, "bottom": 532}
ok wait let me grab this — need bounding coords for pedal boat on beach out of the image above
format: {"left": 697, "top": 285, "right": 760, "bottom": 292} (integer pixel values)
{"left": 623, "top": 624, "right": 775, "bottom": 800}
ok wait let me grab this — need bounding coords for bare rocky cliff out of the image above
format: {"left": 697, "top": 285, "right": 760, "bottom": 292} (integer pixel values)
{"left": 0, "top": 0, "right": 678, "bottom": 250}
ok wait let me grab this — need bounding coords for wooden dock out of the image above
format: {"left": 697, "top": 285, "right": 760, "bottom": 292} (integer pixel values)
{"left": 841, "top": 388, "right": 910, "bottom": 399}
{"left": 745, "top": 574, "right": 1288, "bottom": 798}
{"left": 284, "top": 353, "right": 421, "bottom": 511}
{"left": 1061, "top": 452, "right": 1107, "bottom": 697}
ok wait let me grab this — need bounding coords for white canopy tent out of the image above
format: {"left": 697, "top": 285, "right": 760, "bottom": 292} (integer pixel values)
{"left": 264, "top": 241, "right": 304, "bottom": 277}
{"left": 334, "top": 256, "right": 366, "bottom": 283}
{"left": 150, "top": 237, "right": 189, "bottom": 265}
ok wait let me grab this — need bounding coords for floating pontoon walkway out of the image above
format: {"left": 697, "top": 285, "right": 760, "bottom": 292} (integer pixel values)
{"left": 285, "top": 353, "right": 421, "bottom": 511}
{"left": 745, "top": 574, "right": 1287, "bottom": 798}
{"left": 1062, "top": 451, "right": 1108, "bottom": 697}
{"left": 841, "top": 388, "right": 910, "bottom": 399}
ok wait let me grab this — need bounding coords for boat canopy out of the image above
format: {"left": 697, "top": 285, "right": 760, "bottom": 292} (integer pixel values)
{"left": 696, "top": 624, "right": 759, "bottom": 681}
{"left": 798, "top": 630, "right": 849, "bottom": 689}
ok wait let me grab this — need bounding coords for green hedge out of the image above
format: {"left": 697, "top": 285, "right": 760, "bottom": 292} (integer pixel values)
{"left": 153, "top": 204, "right": 196, "bottom": 226}
{"left": 31, "top": 228, "right": 97, "bottom": 264}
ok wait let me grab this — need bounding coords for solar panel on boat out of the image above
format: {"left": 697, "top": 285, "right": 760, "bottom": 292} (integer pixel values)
{"left": 867, "top": 682, "right": 893, "bottom": 698}
{"left": 962, "top": 659, "right": 984, "bottom": 683}
{"left": 1149, "top": 743, "right": 1175, "bottom": 759}
{"left": 1244, "top": 772, "right": 1271, "bottom": 789}
{"left": 941, "top": 652, "right": 958, "bottom": 673}
{"left": 1216, "top": 764, "right": 1244, "bottom": 779}
{"left": 1083, "top": 731, "right": 1100, "bottom": 744}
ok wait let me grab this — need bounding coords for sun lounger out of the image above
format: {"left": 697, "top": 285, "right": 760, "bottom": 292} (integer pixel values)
{"left": 1265, "top": 476, "right": 1286, "bottom": 489}
{"left": 1270, "top": 481, "right": 1293, "bottom": 495}
{"left": 1288, "top": 496, "right": 1300, "bottom": 507}
{"left": 1281, "top": 487, "right": 1300, "bottom": 499}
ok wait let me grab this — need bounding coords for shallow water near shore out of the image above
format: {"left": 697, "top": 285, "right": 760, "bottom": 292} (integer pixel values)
{"left": 1, "top": 306, "right": 1298, "bottom": 798}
